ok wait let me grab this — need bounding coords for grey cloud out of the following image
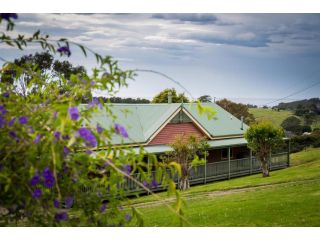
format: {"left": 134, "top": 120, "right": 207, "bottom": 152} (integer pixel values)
{"left": 152, "top": 13, "right": 218, "bottom": 24}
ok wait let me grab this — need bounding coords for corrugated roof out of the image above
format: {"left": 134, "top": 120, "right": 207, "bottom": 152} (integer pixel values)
{"left": 84, "top": 103, "right": 248, "bottom": 145}
{"left": 183, "top": 102, "right": 249, "bottom": 137}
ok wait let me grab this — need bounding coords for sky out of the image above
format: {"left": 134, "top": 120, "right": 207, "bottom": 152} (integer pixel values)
{"left": 1, "top": 13, "right": 320, "bottom": 106}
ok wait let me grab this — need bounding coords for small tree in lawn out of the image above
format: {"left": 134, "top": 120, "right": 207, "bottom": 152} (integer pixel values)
{"left": 164, "top": 134, "right": 208, "bottom": 190}
{"left": 245, "top": 121, "right": 284, "bottom": 177}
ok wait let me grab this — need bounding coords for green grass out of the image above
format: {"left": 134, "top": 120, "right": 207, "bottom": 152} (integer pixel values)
{"left": 127, "top": 148, "right": 320, "bottom": 226}
{"left": 249, "top": 108, "right": 320, "bottom": 130}
{"left": 249, "top": 108, "right": 293, "bottom": 126}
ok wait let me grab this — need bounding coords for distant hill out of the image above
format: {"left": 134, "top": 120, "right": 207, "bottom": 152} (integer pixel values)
{"left": 249, "top": 108, "right": 320, "bottom": 130}
{"left": 249, "top": 108, "right": 294, "bottom": 127}
{"left": 276, "top": 98, "right": 320, "bottom": 113}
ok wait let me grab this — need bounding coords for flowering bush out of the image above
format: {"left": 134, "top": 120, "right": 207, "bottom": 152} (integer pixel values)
{"left": 0, "top": 14, "right": 184, "bottom": 226}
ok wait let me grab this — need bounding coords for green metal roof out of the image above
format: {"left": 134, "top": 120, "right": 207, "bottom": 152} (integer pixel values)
{"left": 84, "top": 103, "right": 249, "bottom": 145}
{"left": 183, "top": 103, "right": 249, "bottom": 137}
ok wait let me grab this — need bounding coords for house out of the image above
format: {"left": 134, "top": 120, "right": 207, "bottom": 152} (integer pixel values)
{"left": 88, "top": 102, "right": 250, "bottom": 160}
{"left": 86, "top": 102, "right": 290, "bottom": 189}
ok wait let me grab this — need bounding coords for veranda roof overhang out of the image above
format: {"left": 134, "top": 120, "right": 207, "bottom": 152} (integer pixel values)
{"left": 129, "top": 137, "right": 248, "bottom": 154}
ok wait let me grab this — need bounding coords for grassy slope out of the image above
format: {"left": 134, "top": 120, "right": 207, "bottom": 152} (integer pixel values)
{"left": 249, "top": 108, "right": 293, "bottom": 126}
{"left": 128, "top": 148, "right": 320, "bottom": 226}
{"left": 249, "top": 108, "right": 320, "bottom": 129}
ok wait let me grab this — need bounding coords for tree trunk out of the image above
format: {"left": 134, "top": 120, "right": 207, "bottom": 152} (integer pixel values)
{"left": 260, "top": 158, "right": 270, "bottom": 177}
{"left": 179, "top": 175, "right": 190, "bottom": 190}
{"left": 179, "top": 164, "right": 190, "bottom": 190}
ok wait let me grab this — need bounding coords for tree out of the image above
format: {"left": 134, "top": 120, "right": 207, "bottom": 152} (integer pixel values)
{"left": 1, "top": 51, "right": 88, "bottom": 99}
{"left": 163, "top": 134, "right": 208, "bottom": 190}
{"left": 152, "top": 88, "right": 189, "bottom": 103}
{"left": 216, "top": 98, "right": 255, "bottom": 125}
{"left": 98, "top": 96, "right": 150, "bottom": 104}
{"left": 281, "top": 116, "right": 302, "bottom": 135}
{"left": 198, "top": 95, "right": 212, "bottom": 103}
{"left": 245, "top": 122, "right": 284, "bottom": 177}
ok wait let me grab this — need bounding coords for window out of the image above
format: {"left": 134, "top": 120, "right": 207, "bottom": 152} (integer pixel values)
{"left": 170, "top": 111, "right": 192, "bottom": 123}
{"left": 221, "top": 148, "right": 233, "bottom": 159}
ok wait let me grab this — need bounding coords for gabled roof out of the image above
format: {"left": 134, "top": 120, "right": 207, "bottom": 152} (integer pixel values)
{"left": 84, "top": 102, "right": 249, "bottom": 146}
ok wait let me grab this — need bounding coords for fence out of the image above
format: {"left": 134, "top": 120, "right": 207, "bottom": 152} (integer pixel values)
{"left": 121, "top": 152, "right": 289, "bottom": 194}
{"left": 79, "top": 152, "right": 289, "bottom": 195}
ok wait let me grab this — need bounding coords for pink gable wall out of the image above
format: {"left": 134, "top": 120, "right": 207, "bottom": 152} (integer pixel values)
{"left": 148, "top": 122, "right": 206, "bottom": 145}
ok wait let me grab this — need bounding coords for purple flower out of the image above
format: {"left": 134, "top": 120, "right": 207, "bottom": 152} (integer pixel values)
{"left": 42, "top": 167, "right": 55, "bottom": 188}
{"left": 53, "top": 111, "right": 58, "bottom": 119}
{"left": 123, "top": 165, "right": 132, "bottom": 174}
{"left": 65, "top": 196, "right": 73, "bottom": 209}
{"left": 57, "top": 46, "right": 71, "bottom": 57}
{"left": 125, "top": 214, "right": 132, "bottom": 221}
{"left": 62, "top": 134, "right": 69, "bottom": 140}
{"left": 28, "top": 126, "right": 34, "bottom": 133}
{"left": 85, "top": 150, "right": 92, "bottom": 155}
{"left": 54, "top": 212, "right": 68, "bottom": 222}
{"left": 54, "top": 199, "right": 60, "bottom": 209}
{"left": 100, "top": 203, "right": 107, "bottom": 213}
{"left": 9, "top": 131, "right": 17, "bottom": 139}
{"left": 78, "top": 127, "right": 97, "bottom": 147}
{"left": 68, "top": 107, "right": 79, "bottom": 121}
{"left": 30, "top": 173, "right": 40, "bottom": 186}
{"left": 0, "top": 105, "right": 7, "bottom": 115}
{"left": 33, "top": 134, "right": 41, "bottom": 144}
{"left": 54, "top": 131, "right": 61, "bottom": 141}
{"left": 8, "top": 117, "right": 15, "bottom": 127}
{"left": 0, "top": 13, "right": 18, "bottom": 21}
{"left": 18, "top": 116, "right": 27, "bottom": 124}
{"left": 96, "top": 123, "right": 103, "bottom": 134}
{"left": 91, "top": 80, "right": 96, "bottom": 86}
{"left": 114, "top": 123, "right": 128, "bottom": 138}
{"left": 0, "top": 116, "right": 5, "bottom": 128}
{"left": 63, "top": 146, "right": 71, "bottom": 157}
{"left": 3, "top": 92, "right": 9, "bottom": 98}
{"left": 88, "top": 97, "right": 102, "bottom": 109}
{"left": 143, "top": 180, "right": 149, "bottom": 187}
{"left": 151, "top": 179, "right": 158, "bottom": 188}
{"left": 32, "top": 189, "right": 42, "bottom": 199}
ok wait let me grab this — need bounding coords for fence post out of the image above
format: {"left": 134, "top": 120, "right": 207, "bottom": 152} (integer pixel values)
{"left": 249, "top": 149, "right": 252, "bottom": 174}
{"left": 204, "top": 153, "right": 207, "bottom": 184}
{"left": 287, "top": 139, "right": 291, "bottom": 167}
{"left": 228, "top": 147, "right": 231, "bottom": 179}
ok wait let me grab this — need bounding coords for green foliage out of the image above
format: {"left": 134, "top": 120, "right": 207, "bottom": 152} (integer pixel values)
{"left": 281, "top": 115, "right": 302, "bottom": 134}
{"left": 216, "top": 98, "right": 255, "bottom": 125}
{"left": 245, "top": 121, "right": 284, "bottom": 177}
{"left": 197, "top": 95, "right": 212, "bottom": 103}
{"left": 290, "top": 131, "right": 320, "bottom": 153}
{"left": 162, "top": 134, "right": 208, "bottom": 190}
{"left": 196, "top": 101, "right": 216, "bottom": 120}
{"left": 0, "top": 15, "right": 183, "bottom": 227}
{"left": 151, "top": 88, "right": 189, "bottom": 103}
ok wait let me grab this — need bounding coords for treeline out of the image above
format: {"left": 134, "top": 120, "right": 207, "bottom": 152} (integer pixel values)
{"left": 277, "top": 98, "right": 320, "bottom": 115}
{"left": 97, "top": 97, "right": 150, "bottom": 104}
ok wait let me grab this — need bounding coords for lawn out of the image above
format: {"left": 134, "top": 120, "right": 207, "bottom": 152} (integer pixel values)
{"left": 127, "top": 148, "right": 320, "bottom": 226}
{"left": 249, "top": 108, "right": 293, "bottom": 126}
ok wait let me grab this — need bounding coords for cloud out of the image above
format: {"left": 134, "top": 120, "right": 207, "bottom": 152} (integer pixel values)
{"left": 152, "top": 13, "right": 218, "bottom": 24}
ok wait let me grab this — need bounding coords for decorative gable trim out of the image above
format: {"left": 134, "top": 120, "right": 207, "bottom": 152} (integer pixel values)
{"left": 146, "top": 106, "right": 213, "bottom": 144}
{"left": 181, "top": 108, "right": 213, "bottom": 139}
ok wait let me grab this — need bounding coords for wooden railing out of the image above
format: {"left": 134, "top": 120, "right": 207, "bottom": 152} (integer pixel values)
{"left": 79, "top": 152, "right": 289, "bottom": 195}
